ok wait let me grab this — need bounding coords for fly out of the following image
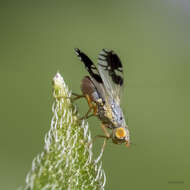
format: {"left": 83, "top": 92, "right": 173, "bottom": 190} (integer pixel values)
{"left": 73, "top": 48, "right": 130, "bottom": 149}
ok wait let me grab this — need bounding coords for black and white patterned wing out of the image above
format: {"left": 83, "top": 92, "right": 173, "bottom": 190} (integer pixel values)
{"left": 75, "top": 48, "right": 109, "bottom": 103}
{"left": 97, "top": 49, "right": 124, "bottom": 104}
{"left": 74, "top": 48, "right": 103, "bottom": 83}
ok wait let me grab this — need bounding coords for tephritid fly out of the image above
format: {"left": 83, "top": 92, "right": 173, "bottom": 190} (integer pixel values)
{"left": 73, "top": 48, "right": 130, "bottom": 149}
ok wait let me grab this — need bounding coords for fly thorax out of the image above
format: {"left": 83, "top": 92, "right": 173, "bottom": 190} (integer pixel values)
{"left": 104, "top": 104, "right": 113, "bottom": 121}
{"left": 110, "top": 101, "right": 126, "bottom": 127}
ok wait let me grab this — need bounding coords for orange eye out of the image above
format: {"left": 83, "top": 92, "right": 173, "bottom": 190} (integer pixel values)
{"left": 115, "top": 128, "right": 126, "bottom": 139}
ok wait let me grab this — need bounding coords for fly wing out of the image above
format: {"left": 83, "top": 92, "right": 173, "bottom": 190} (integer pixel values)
{"left": 97, "top": 49, "right": 124, "bottom": 104}
{"left": 74, "top": 48, "right": 107, "bottom": 102}
{"left": 74, "top": 48, "right": 103, "bottom": 83}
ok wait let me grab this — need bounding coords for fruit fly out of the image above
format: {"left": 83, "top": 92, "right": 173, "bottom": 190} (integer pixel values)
{"left": 73, "top": 48, "right": 130, "bottom": 148}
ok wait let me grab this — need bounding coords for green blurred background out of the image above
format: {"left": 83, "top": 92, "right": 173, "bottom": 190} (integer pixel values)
{"left": 0, "top": 0, "right": 189, "bottom": 189}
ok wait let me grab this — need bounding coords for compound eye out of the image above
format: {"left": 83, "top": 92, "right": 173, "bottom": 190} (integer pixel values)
{"left": 115, "top": 127, "right": 126, "bottom": 139}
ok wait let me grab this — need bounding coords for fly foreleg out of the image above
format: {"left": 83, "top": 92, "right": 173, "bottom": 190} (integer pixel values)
{"left": 101, "top": 123, "right": 110, "bottom": 138}
{"left": 88, "top": 124, "right": 110, "bottom": 152}
{"left": 71, "top": 93, "right": 85, "bottom": 101}
{"left": 99, "top": 123, "right": 111, "bottom": 152}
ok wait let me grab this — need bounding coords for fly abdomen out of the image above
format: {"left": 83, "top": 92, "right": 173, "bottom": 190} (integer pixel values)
{"left": 81, "top": 76, "right": 101, "bottom": 103}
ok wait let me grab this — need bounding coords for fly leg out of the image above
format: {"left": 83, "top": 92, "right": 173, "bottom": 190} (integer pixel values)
{"left": 71, "top": 93, "right": 85, "bottom": 101}
{"left": 79, "top": 94, "right": 97, "bottom": 120}
{"left": 58, "top": 92, "right": 85, "bottom": 102}
{"left": 100, "top": 123, "right": 110, "bottom": 152}
{"left": 54, "top": 92, "right": 84, "bottom": 100}
{"left": 87, "top": 134, "right": 109, "bottom": 150}
{"left": 79, "top": 107, "right": 93, "bottom": 120}
{"left": 87, "top": 124, "right": 110, "bottom": 152}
